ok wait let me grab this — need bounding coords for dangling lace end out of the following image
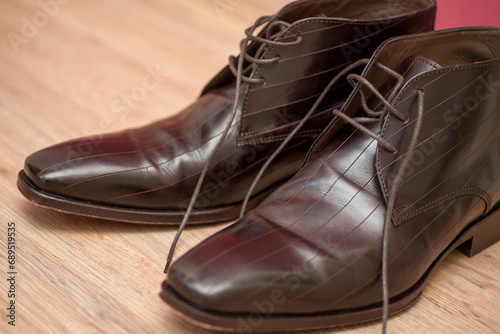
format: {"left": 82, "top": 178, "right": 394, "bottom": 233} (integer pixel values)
{"left": 163, "top": 33, "right": 253, "bottom": 276}
{"left": 164, "top": 206, "right": 193, "bottom": 274}
{"left": 164, "top": 259, "right": 173, "bottom": 274}
{"left": 162, "top": 16, "right": 305, "bottom": 274}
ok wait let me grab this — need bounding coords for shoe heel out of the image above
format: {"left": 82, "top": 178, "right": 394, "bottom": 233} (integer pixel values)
{"left": 458, "top": 206, "right": 500, "bottom": 258}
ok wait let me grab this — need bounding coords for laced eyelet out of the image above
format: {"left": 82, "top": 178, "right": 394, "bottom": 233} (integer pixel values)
{"left": 402, "top": 116, "right": 410, "bottom": 124}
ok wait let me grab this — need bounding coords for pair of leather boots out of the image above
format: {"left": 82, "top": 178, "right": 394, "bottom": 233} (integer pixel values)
{"left": 18, "top": 0, "right": 500, "bottom": 332}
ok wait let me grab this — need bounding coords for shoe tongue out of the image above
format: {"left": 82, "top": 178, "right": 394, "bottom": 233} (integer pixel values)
{"left": 396, "top": 55, "right": 442, "bottom": 87}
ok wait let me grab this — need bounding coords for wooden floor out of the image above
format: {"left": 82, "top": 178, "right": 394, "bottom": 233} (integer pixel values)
{"left": 0, "top": 1, "right": 499, "bottom": 333}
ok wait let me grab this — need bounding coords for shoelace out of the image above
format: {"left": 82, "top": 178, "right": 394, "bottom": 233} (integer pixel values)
{"left": 330, "top": 62, "right": 424, "bottom": 334}
{"left": 164, "top": 15, "right": 302, "bottom": 273}
{"left": 228, "top": 16, "right": 303, "bottom": 84}
{"left": 163, "top": 14, "right": 425, "bottom": 332}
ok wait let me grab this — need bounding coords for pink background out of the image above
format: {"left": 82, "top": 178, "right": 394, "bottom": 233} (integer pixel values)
{"left": 436, "top": 0, "right": 500, "bottom": 29}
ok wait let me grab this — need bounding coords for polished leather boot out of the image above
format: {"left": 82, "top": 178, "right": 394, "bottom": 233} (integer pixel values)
{"left": 161, "top": 27, "right": 500, "bottom": 331}
{"left": 17, "top": 0, "right": 436, "bottom": 224}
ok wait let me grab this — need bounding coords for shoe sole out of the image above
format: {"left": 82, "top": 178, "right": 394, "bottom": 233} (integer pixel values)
{"left": 159, "top": 206, "right": 500, "bottom": 331}
{"left": 17, "top": 170, "right": 282, "bottom": 225}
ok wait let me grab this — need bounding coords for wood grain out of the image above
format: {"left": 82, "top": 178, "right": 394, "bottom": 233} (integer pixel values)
{"left": 0, "top": 1, "right": 499, "bottom": 333}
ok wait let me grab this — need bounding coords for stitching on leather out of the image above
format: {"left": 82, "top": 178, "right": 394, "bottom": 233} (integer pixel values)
{"left": 240, "top": 16, "right": 406, "bottom": 146}
{"left": 376, "top": 111, "right": 393, "bottom": 201}
{"left": 278, "top": 21, "right": 405, "bottom": 64}
{"left": 243, "top": 86, "right": 343, "bottom": 117}
{"left": 383, "top": 29, "right": 500, "bottom": 48}
{"left": 378, "top": 59, "right": 500, "bottom": 225}
{"left": 240, "top": 20, "right": 340, "bottom": 144}
{"left": 238, "top": 130, "right": 321, "bottom": 146}
{"left": 238, "top": 107, "right": 334, "bottom": 141}
{"left": 404, "top": 55, "right": 440, "bottom": 70}
{"left": 239, "top": 129, "right": 321, "bottom": 140}
{"left": 393, "top": 187, "right": 491, "bottom": 223}
{"left": 379, "top": 60, "right": 500, "bottom": 202}
{"left": 239, "top": 134, "right": 318, "bottom": 146}
{"left": 248, "top": 66, "right": 350, "bottom": 94}
{"left": 395, "top": 61, "right": 500, "bottom": 106}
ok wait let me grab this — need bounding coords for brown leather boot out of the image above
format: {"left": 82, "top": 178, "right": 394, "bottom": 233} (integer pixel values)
{"left": 161, "top": 27, "right": 500, "bottom": 331}
{"left": 17, "top": 0, "right": 436, "bottom": 224}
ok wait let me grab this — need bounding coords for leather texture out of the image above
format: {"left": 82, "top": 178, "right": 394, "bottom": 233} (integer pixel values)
{"left": 18, "top": 0, "right": 437, "bottom": 224}
{"left": 163, "top": 28, "right": 500, "bottom": 329}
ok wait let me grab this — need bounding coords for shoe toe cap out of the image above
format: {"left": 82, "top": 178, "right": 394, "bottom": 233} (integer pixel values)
{"left": 23, "top": 133, "right": 141, "bottom": 202}
{"left": 165, "top": 212, "right": 340, "bottom": 315}
{"left": 24, "top": 140, "right": 85, "bottom": 194}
